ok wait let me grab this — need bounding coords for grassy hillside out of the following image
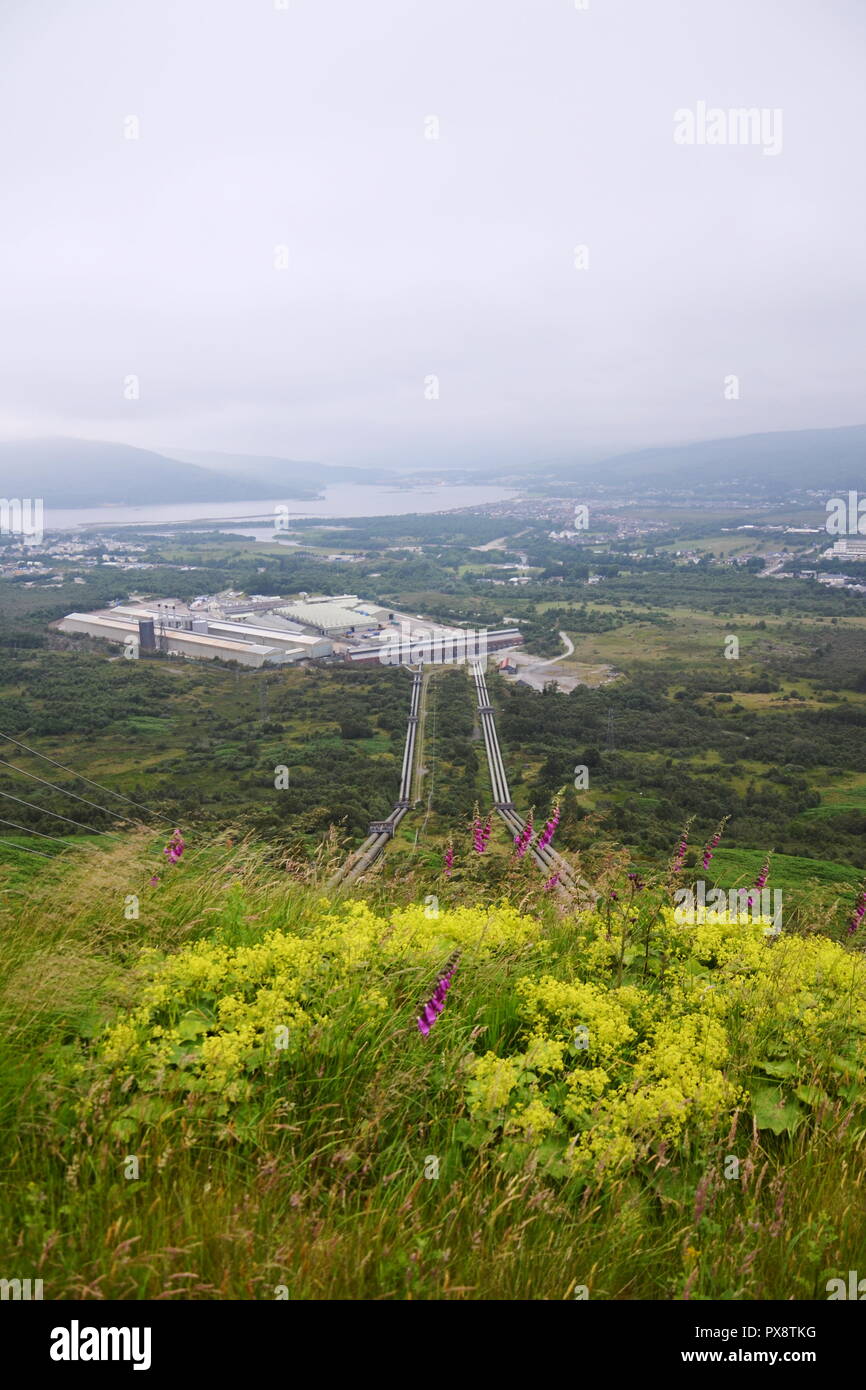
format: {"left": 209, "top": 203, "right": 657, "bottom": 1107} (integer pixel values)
{"left": 1, "top": 826, "right": 865, "bottom": 1300}
{"left": 0, "top": 652, "right": 413, "bottom": 841}
{"left": 709, "top": 847, "right": 862, "bottom": 891}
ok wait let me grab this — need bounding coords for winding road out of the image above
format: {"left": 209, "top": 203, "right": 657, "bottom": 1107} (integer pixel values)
{"left": 540, "top": 631, "right": 574, "bottom": 666}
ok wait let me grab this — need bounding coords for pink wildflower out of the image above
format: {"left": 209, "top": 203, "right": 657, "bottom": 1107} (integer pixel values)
{"left": 671, "top": 817, "right": 694, "bottom": 873}
{"left": 847, "top": 882, "right": 866, "bottom": 937}
{"left": 417, "top": 952, "right": 460, "bottom": 1036}
{"left": 163, "top": 828, "right": 185, "bottom": 865}
{"left": 701, "top": 816, "right": 729, "bottom": 871}
{"left": 514, "top": 815, "right": 534, "bottom": 859}
{"left": 537, "top": 795, "right": 562, "bottom": 852}
{"left": 747, "top": 853, "right": 772, "bottom": 909}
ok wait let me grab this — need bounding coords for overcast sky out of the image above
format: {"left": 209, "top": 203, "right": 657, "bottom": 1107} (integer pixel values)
{"left": 0, "top": 0, "right": 864, "bottom": 469}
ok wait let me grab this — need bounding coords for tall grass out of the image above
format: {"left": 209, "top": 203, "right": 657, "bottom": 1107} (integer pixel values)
{"left": 0, "top": 831, "right": 863, "bottom": 1300}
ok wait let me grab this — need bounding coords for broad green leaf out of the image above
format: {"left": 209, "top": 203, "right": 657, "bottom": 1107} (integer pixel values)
{"left": 681, "top": 958, "right": 711, "bottom": 977}
{"left": 750, "top": 1082, "right": 803, "bottom": 1136}
{"left": 831, "top": 1055, "right": 863, "bottom": 1080}
{"left": 795, "top": 1085, "right": 830, "bottom": 1107}
{"left": 177, "top": 1012, "right": 210, "bottom": 1041}
{"left": 758, "top": 1058, "right": 798, "bottom": 1078}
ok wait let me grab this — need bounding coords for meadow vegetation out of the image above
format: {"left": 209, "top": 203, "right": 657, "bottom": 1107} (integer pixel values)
{"left": 3, "top": 511, "right": 866, "bottom": 1300}
{"left": 1, "top": 828, "right": 864, "bottom": 1300}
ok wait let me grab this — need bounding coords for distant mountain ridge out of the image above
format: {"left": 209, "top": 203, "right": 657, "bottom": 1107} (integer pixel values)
{"left": 1, "top": 424, "right": 863, "bottom": 508}
{"left": 553, "top": 424, "right": 866, "bottom": 491}
{"left": 167, "top": 449, "right": 389, "bottom": 487}
{"left": 0, "top": 439, "right": 322, "bottom": 507}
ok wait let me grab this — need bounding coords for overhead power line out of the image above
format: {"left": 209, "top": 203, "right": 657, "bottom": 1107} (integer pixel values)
{"left": 0, "top": 788, "right": 117, "bottom": 836}
{"left": 0, "top": 839, "right": 57, "bottom": 861}
{"left": 0, "top": 816, "right": 74, "bottom": 847}
{"left": 0, "top": 757, "right": 143, "bottom": 828}
{"left": 0, "top": 731, "right": 164, "bottom": 820}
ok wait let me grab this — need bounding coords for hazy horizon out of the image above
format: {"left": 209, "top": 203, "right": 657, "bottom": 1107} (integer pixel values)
{"left": 1, "top": 0, "right": 864, "bottom": 469}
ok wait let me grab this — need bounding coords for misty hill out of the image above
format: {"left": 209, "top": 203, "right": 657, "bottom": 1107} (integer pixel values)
{"left": 562, "top": 424, "right": 866, "bottom": 493}
{"left": 167, "top": 449, "right": 389, "bottom": 488}
{"left": 0, "top": 439, "right": 321, "bottom": 507}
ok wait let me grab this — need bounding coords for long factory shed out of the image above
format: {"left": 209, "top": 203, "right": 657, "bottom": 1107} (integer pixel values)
{"left": 57, "top": 613, "right": 300, "bottom": 668}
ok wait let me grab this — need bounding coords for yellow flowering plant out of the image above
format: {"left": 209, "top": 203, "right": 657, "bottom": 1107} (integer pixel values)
{"left": 78, "top": 888, "right": 866, "bottom": 1180}
{"left": 462, "top": 906, "right": 866, "bottom": 1179}
{"left": 84, "top": 899, "right": 545, "bottom": 1133}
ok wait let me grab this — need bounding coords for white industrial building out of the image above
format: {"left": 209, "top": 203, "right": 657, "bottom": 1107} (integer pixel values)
{"left": 275, "top": 602, "right": 358, "bottom": 635}
{"left": 312, "top": 594, "right": 392, "bottom": 623}
{"left": 830, "top": 539, "right": 866, "bottom": 560}
{"left": 304, "top": 594, "right": 359, "bottom": 606}
{"left": 205, "top": 620, "right": 331, "bottom": 657}
{"left": 106, "top": 605, "right": 332, "bottom": 659}
{"left": 57, "top": 613, "right": 299, "bottom": 668}
{"left": 159, "top": 631, "right": 296, "bottom": 667}
{"left": 276, "top": 596, "right": 391, "bottom": 636}
{"left": 57, "top": 592, "right": 399, "bottom": 663}
{"left": 352, "top": 602, "right": 392, "bottom": 623}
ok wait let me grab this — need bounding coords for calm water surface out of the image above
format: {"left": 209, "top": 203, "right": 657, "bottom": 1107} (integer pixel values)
{"left": 45, "top": 483, "right": 518, "bottom": 533}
